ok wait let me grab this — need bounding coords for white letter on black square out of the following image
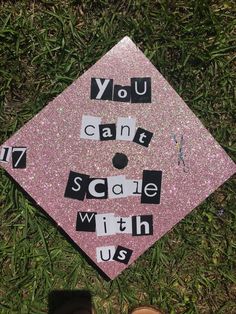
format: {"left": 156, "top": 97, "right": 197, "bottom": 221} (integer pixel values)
{"left": 64, "top": 171, "right": 90, "bottom": 201}
{"left": 12, "top": 147, "right": 27, "bottom": 168}
{"left": 133, "top": 127, "right": 153, "bottom": 147}
{"left": 131, "top": 77, "right": 151, "bottom": 103}
{"left": 113, "top": 85, "right": 131, "bottom": 102}
{"left": 132, "top": 215, "right": 153, "bottom": 236}
{"left": 113, "top": 245, "right": 133, "bottom": 264}
{"left": 99, "top": 124, "right": 116, "bottom": 141}
{"left": 141, "top": 170, "right": 162, "bottom": 204}
{"left": 76, "top": 212, "right": 97, "bottom": 232}
{"left": 90, "top": 78, "right": 113, "bottom": 100}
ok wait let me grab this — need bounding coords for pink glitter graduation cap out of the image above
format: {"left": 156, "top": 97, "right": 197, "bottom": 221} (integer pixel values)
{"left": 1, "top": 36, "right": 235, "bottom": 280}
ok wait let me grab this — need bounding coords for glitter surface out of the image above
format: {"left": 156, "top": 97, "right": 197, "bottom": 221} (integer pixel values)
{"left": 0, "top": 37, "right": 235, "bottom": 280}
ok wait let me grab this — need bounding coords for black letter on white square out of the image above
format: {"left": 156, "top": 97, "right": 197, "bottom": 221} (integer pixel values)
{"left": 99, "top": 124, "right": 116, "bottom": 141}
{"left": 113, "top": 245, "right": 133, "bottom": 264}
{"left": 90, "top": 78, "right": 113, "bottom": 100}
{"left": 64, "top": 171, "right": 90, "bottom": 201}
{"left": 141, "top": 170, "right": 162, "bottom": 204}
{"left": 113, "top": 85, "right": 131, "bottom": 102}
{"left": 76, "top": 211, "right": 97, "bottom": 232}
{"left": 133, "top": 127, "right": 153, "bottom": 147}
{"left": 86, "top": 178, "right": 108, "bottom": 199}
{"left": 0, "top": 147, "right": 12, "bottom": 163}
{"left": 131, "top": 77, "right": 151, "bottom": 103}
{"left": 132, "top": 215, "right": 153, "bottom": 236}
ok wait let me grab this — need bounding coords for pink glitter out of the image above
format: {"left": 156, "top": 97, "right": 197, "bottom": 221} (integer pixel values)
{"left": 0, "top": 37, "right": 235, "bottom": 279}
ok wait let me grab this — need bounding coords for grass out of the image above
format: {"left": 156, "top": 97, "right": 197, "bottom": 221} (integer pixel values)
{"left": 0, "top": 0, "right": 235, "bottom": 313}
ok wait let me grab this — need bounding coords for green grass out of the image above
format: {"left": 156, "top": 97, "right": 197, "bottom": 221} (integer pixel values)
{"left": 0, "top": 0, "right": 236, "bottom": 313}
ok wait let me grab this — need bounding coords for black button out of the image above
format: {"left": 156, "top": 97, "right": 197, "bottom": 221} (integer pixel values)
{"left": 112, "top": 153, "right": 128, "bottom": 169}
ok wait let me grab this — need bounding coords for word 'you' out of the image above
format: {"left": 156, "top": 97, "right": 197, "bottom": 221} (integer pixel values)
{"left": 64, "top": 170, "right": 162, "bottom": 204}
{"left": 0, "top": 146, "right": 27, "bottom": 169}
{"left": 80, "top": 115, "right": 153, "bottom": 147}
{"left": 91, "top": 77, "right": 151, "bottom": 103}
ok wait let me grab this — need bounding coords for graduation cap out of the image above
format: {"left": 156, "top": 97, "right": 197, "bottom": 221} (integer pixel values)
{"left": 1, "top": 37, "right": 235, "bottom": 280}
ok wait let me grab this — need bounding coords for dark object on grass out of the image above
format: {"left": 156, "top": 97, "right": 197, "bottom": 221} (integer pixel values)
{"left": 216, "top": 208, "right": 225, "bottom": 217}
{"left": 48, "top": 290, "right": 93, "bottom": 314}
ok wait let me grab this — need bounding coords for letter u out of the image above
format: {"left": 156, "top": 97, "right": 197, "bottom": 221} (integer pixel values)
{"left": 100, "top": 248, "right": 112, "bottom": 261}
{"left": 135, "top": 81, "right": 147, "bottom": 95}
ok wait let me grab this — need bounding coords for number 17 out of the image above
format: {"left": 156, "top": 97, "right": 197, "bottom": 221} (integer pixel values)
{"left": 0, "top": 146, "right": 27, "bottom": 169}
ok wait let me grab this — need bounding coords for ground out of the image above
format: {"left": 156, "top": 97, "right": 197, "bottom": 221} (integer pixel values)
{"left": 0, "top": 1, "right": 235, "bottom": 313}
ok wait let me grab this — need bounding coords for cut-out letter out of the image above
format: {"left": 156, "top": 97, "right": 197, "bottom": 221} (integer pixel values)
{"left": 132, "top": 215, "right": 153, "bottom": 236}
{"left": 115, "top": 217, "right": 132, "bottom": 234}
{"left": 107, "top": 175, "right": 127, "bottom": 199}
{"left": 95, "top": 213, "right": 116, "bottom": 236}
{"left": 113, "top": 245, "right": 133, "bottom": 264}
{"left": 12, "top": 147, "right": 27, "bottom": 169}
{"left": 131, "top": 77, "right": 151, "bottom": 103}
{"left": 0, "top": 146, "right": 12, "bottom": 163}
{"left": 141, "top": 170, "right": 162, "bottom": 204}
{"left": 116, "top": 117, "right": 136, "bottom": 141}
{"left": 80, "top": 115, "right": 101, "bottom": 140}
{"left": 99, "top": 124, "right": 116, "bottom": 141}
{"left": 86, "top": 178, "right": 108, "bottom": 199}
{"left": 90, "top": 78, "right": 113, "bottom": 100}
{"left": 133, "top": 127, "right": 153, "bottom": 147}
{"left": 113, "top": 85, "right": 131, "bottom": 102}
{"left": 64, "top": 171, "right": 90, "bottom": 200}
{"left": 76, "top": 211, "right": 97, "bottom": 232}
{"left": 96, "top": 246, "right": 116, "bottom": 262}
{"left": 125, "top": 179, "right": 142, "bottom": 196}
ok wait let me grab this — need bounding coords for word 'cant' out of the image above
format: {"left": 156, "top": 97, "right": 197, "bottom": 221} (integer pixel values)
{"left": 80, "top": 115, "right": 153, "bottom": 147}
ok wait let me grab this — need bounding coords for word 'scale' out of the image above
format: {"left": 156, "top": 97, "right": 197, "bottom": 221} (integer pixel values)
{"left": 64, "top": 170, "right": 162, "bottom": 204}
